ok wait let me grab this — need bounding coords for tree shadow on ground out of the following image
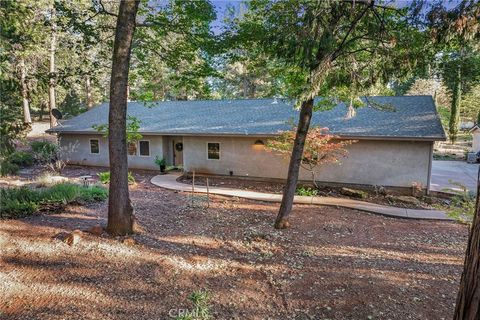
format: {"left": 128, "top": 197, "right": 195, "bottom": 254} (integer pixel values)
{"left": 0, "top": 184, "right": 469, "bottom": 319}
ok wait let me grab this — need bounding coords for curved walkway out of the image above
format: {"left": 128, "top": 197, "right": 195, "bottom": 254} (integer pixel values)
{"left": 151, "top": 174, "right": 452, "bottom": 221}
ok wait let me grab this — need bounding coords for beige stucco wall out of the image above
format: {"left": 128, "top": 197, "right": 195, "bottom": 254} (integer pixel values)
{"left": 58, "top": 134, "right": 164, "bottom": 170}
{"left": 183, "top": 136, "right": 433, "bottom": 188}
{"left": 59, "top": 133, "right": 433, "bottom": 188}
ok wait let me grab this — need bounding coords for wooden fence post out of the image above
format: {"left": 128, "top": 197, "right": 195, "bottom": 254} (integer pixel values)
{"left": 191, "top": 171, "right": 195, "bottom": 206}
{"left": 206, "top": 177, "right": 210, "bottom": 208}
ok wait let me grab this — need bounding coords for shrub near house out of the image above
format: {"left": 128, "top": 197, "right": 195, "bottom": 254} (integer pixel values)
{"left": 0, "top": 183, "right": 108, "bottom": 219}
{"left": 31, "top": 141, "right": 58, "bottom": 163}
{"left": 97, "top": 171, "right": 136, "bottom": 184}
{"left": 0, "top": 141, "right": 62, "bottom": 177}
{"left": 1, "top": 151, "right": 34, "bottom": 176}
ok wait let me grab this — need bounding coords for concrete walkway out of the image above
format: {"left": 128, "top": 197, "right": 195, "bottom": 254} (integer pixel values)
{"left": 431, "top": 160, "right": 478, "bottom": 193}
{"left": 151, "top": 174, "right": 452, "bottom": 221}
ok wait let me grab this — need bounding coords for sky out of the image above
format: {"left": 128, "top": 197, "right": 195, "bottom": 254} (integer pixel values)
{"left": 210, "top": 0, "right": 243, "bottom": 35}
{"left": 176, "top": 0, "right": 462, "bottom": 36}
{"left": 207, "top": 0, "right": 461, "bottom": 34}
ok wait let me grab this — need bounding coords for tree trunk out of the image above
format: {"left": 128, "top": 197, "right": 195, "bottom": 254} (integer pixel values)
{"left": 453, "top": 168, "right": 480, "bottom": 320}
{"left": 275, "top": 98, "right": 314, "bottom": 229}
{"left": 106, "top": 0, "right": 140, "bottom": 236}
{"left": 48, "top": 6, "right": 57, "bottom": 128}
{"left": 177, "top": 87, "right": 188, "bottom": 100}
{"left": 248, "top": 81, "right": 256, "bottom": 99}
{"left": 243, "top": 76, "right": 248, "bottom": 98}
{"left": 39, "top": 101, "right": 46, "bottom": 121}
{"left": 85, "top": 76, "right": 94, "bottom": 109}
{"left": 19, "top": 58, "right": 32, "bottom": 124}
{"left": 449, "top": 66, "right": 461, "bottom": 143}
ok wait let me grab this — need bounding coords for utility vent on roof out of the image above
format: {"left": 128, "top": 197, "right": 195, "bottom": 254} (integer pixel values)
{"left": 271, "top": 98, "right": 278, "bottom": 104}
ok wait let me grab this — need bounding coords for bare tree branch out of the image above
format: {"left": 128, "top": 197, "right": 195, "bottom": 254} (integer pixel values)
{"left": 330, "top": 2, "right": 373, "bottom": 61}
{"left": 98, "top": 0, "right": 118, "bottom": 17}
{"left": 342, "top": 0, "right": 400, "bottom": 11}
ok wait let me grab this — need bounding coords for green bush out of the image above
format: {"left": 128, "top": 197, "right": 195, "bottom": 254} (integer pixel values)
{"left": 97, "top": 171, "right": 135, "bottom": 184}
{"left": 97, "top": 171, "right": 110, "bottom": 184}
{"left": 0, "top": 187, "right": 40, "bottom": 218}
{"left": 30, "top": 141, "right": 58, "bottom": 163}
{"left": 295, "top": 186, "right": 319, "bottom": 196}
{"left": 442, "top": 181, "right": 475, "bottom": 224}
{"left": 40, "top": 183, "right": 80, "bottom": 204}
{"left": 0, "top": 183, "right": 108, "bottom": 219}
{"left": 31, "top": 141, "right": 57, "bottom": 153}
{"left": 437, "top": 105, "right": 450, "bottom": 130}
{"left": 175, "top": 290, "right": 211, "bottom": 320}
{"left": 0, "top": 161, "right": 19, "bottom": 176}
{"left": 1, "top": 186, "right": 40, "bottom": 202}
{"left": 154, "top": 155, "right": 166, "bottom": 167}
{"left": 7, "top": 151, "right": 34, "bottom": 167}
{"left": 78, "top": 185, "right": 109, "bottom": 202}
{"left": 0, "top": 199, "right": 39, "bottom": 218}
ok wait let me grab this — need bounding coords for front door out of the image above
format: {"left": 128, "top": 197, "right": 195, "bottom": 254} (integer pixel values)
{"left": 172, "top": 138, "right": 183, "bottom": 166}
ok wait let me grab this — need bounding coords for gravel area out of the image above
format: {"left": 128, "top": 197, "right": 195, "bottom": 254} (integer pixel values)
{"left": 0, "top": 167, "right": 469, "bottom": 319}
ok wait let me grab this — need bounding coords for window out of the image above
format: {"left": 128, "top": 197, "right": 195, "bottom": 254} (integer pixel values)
{"left": 128, "top": 142, "right": 137, "bottom": 155}
{"left": 207, "top": 143, "right": 220, "bottom": 160}
{"left": 90, "top": 139, "right": 99, "bottom": 154}
{"left": 139, "top": 141, "right": 150, "bottom": 156}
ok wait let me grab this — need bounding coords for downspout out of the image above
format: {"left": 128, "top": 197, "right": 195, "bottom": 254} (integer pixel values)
{"left": 426, "top": 141, "right": 433, "bottom": 195}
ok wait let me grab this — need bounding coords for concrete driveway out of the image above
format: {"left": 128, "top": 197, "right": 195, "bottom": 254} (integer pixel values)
{"left": 431, "top": 160, "right": 479, "bottom": 193}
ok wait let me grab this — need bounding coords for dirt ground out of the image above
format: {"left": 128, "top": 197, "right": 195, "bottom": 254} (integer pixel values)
{"left": 433, "top": 133, "right": 472, "bottom": 161}
{"left": 0, "top": 167, "right": 469, "bottom": 320}
{"left": 179, "top": 175, "right": 286, "bottom": 194}
{"left": 178, "top": 175, "right": 443, "bottom": 210}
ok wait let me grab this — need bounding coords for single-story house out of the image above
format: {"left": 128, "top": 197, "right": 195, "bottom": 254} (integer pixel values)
{"left": 47, "top": 96, "right": 446, "bottom": 192}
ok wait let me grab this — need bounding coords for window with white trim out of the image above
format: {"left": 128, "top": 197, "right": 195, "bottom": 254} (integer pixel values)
{"left": 90, "top": 139, "right": 99, "bottom": 154}
{"left": 207, "top": 143, "right": 220, "bottom": 160}
{"left": 139, "top": 141, "right": 150, "bottom": 156}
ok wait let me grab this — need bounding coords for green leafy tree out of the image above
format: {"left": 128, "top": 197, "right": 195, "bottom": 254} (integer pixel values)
{"left": 131, "top": 0, "right": 217, "bottom": 101}
{"left": 0, "top": 0, "right": 47, "bottom": 125}
{"left": 232, "top": 0, "right": 426, "bottom": 229}
{"left": 217, "top": 4, "right": 303, "bottom": 99}
{"left": 440, "top": 52, "right": 480, "bottom": 141}
{"left": 0, "top": 1, "right": 43, "bottom": 152}
{"left": 59, "top": 90, "right": 86, "bottom": 117}
{"left": 267, "top": 127, "right": 354, "bottom": 189}
{"left": 426, "top": 1, "right": 480, "bottom": 142}
{"left": 93, "top": 116, "right": 143, "bottom": 143}
{"left": 462, "top": 84, "right": 480, "bottom": 122}
{"left": 422, "top": 2, "right": 480, "bottom": 317}
{"left": 55, "top": 0, "right": 118, "bottom": 107}
{"left": 0, "top": 80, "right": 28, "bottom": 155}
{"left": 1, "top": 0, "right": 116, "bottom": 131}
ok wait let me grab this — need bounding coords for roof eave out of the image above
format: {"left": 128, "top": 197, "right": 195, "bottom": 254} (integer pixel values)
{"left": 338, "top": 134, "right": 446, "bottom": 142}
{"left": 50, "top": 130, "right": 446, "bottom": 141}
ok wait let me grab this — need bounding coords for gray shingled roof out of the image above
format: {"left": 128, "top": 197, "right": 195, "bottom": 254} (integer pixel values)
{"left": 47, "top": 96, "right": 446, "bottom": 140}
